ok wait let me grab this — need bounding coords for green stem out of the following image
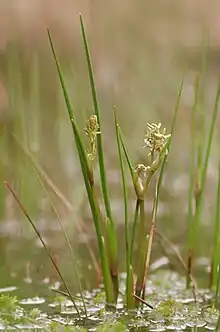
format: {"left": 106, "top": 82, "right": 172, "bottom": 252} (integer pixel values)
{"left": 80, "top": 15, "right": 118, "bottom": 300}
{"left": 130, "top": 199, "right": 140, "bottom": 265}
{"left": 48, "top": 29, "right": 114, "bottom": 304}
{"left": 212, "top": 164, "right": 220, "bottom": 290}
{"left": 4, "top": 181, "right": 81, "bottom": 317}
{"left": 191, "top": 83, "right": 220, "bottom": 260}
{"left": 135, "top": 199, "right": 148, "bottom": 302}
{"left": 143, "top": 180, "right": 158, "bottom": 288}
{"left": 33, "top": 168, "right": 87, "bottom": 316}
{"left": 114, "top": 110, "right": 133, "bottom": 307}
{"left": 187, "top": 73, "right": 199, "bottom": 288}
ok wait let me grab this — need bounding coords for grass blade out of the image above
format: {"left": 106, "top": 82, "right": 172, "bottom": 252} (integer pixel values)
{"left": 212, "top": 164, "right": 220, "bottom": 290}
{"left": 155, "top": 230, "right": 197, "bottom": 301}
{"left": 79, "top": 15, "right": 114, "bottom": 226}
{"left": 135, "top": 213, "right": 148, "bottom": 300}
{"left": 13, "top": 134, "right": 99, "bottom": 273}
{"left": 79, "top": 14, "right": 112, "bottom": 219}
{"left": 116, "top": 126, "right": 138, "bottom": 265}
{"left": 118, "top": 126, "right": 134, "bottom": 180}
{"left": 47, "top": 30, "right": 92, "bottom": 187}
{"left": 197, "top": 30, "right": 208, "bottom": 170}
{"left": 187, "top": 73, "right": 199, "bottom": 288}
{"left": 215, "top": 263, "right": 220, "bottom": 307}
{"left": 79, "top": 15, "right": 118, "bottom": 300}
{"left": 4, "top": 181, "right": 81, "bottom": 317}
{"left": 192, "top": 83, "right": 220, "bottom": 260}
{"left": 133, "top": 293, "right": 153, "bottom": 309}
{"left": 143, "top": 179, "right": 158, "bottom": 287}
{"left": 130, "top": 199, "right": 140, "bottom": 264}
{"left": 13, "top": 135, "right": 74, "bottom": 211}
{"left": 48, "top": 29, "right": 115, "bottom": 304}
{"left": 114, "top": 111, "right": 129, "bottom": 263}
{"left": 33, "top": 167, "right": 87, "bottom": 316}
{"left": 156, "top": 73, "right": 185, "bottom": 211}
{"left": 114, "top": 109, "right": 134, "bottom": 308}
{"left": 127, "top": 265, "right": 135, "bottom": 309}
{"left": 215, "top": 314, "right": 220, "bottom": 331}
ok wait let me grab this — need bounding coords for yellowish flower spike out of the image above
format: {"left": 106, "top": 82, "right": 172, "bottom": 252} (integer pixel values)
{"left": 85, "top": 115, "right": 101, "bottom": 160}
{"left": 143, "top": 122, "right": 171, "bottom": 154}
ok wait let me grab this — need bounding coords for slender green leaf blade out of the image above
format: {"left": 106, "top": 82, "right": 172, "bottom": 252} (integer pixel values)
{"left": 156, "top": 73, "right": 185, "bottom": 209}
{"left": 79, "top": 16, "right": 118, "bottom": 300}
{"left": 212, "top": 164, "right": 220, "bottom": 289}
{"left": 114, "top": 109, "right": 133, "bottom": 307}
{"left": 130, "top": 199, "right": 140, "bottom": 264}
{"left": 193, "top": 83, "right": 220, "bottom": 252}
{"left": 187, "top": 73, "right": 199, "bottom": 288}
{"left": 118, "top": 126, "right": 134, "bottom": 179}
{"left": 4, "top": 182, "right": 81, "bottom": 317}
{"left": 48, "top": 29, "right": 114, "bottom": 304}
{"left": 33, "top": 168, "right": 87, "bottom": 316}
{"left": 79, "top": 15, "right": 113, "bottom": 222}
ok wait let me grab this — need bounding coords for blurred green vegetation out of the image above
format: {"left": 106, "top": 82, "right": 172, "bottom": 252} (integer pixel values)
{"left": 0, "top": 1, "right": 220, "bottom": 293}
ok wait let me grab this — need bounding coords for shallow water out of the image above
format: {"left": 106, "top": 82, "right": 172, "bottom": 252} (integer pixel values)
{"left": 0, "top": 270, "right": 218, "bottom": 331}
{"left": 0, "top": 1, "right": 220, "bottom": 330}
{"left": 0, "top": 220, "right": 219, "bottom": 331}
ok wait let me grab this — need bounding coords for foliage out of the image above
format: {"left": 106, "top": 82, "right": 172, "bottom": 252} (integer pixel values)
{"left": 3, "top": 13, "right": 220, "bottom": 331}
{"left": 0, "top": 295, "right": 42, "bottom": 329}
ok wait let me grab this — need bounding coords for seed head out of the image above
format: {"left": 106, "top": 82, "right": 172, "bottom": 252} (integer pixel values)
{"left": 144, "top": 122, "right": 171, "bottom": 154}
{"left": 85, "top": 115, "right": 101, "bottom": 160}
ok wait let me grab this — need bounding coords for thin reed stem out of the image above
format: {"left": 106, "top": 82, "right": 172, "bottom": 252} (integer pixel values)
{"left": 143, "top": 179, "right": 158, "bottom": 287}
{"left": 135, "top": 199, "right": 148, "bottom": 301}
{"left": 48, "top": 29, "right": 115, "bottom": 304}
{"left": 4, "top": 181, "right": 81, "bottom": 317}
{"left": 33, "top": 168, "right": 87, "bottom": 316}
{"left": 114, "top": 109, "right": 134, "bottom": 308}
{"left": 212, "top": 164, "right": 220, "bottom": 290}
{"left": 79, "top": 15, "right": 118, "bottom": 301}
{"left": 187, "top": 74, "right": 199, "bottom": 288}
{"left": 156, "top": 73, "right": 184, "bottom": 213}
{"left": 13, "top": 134, "right": 99, "bottom": 273}
{"left": 130, "top": 199, "right": 140, "bottom": 265}
{"left": 191, "top": 83, "right": 220, "bottom": 275}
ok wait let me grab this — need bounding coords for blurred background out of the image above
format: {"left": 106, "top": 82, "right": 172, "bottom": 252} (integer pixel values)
{"left": 0, "top": 0, "right": 220, "bottom": 294}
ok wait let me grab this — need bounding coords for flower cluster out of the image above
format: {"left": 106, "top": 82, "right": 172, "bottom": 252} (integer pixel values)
{"left": 85, "top": 115, "right": 101, "bottom": 160}
{"left": 144, "top": 122, "right": 171, "bottom": 154}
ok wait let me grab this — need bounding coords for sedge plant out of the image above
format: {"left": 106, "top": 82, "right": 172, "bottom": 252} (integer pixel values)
{"left": 187, "top": 81, "right": 220, "bottom": 286}
{"left": 134, "top": 123, "right": 170, "bottom": 301}
{"left": 118, "top": 122, "right": 171, "bottom": 306}
{"left": 48, "top": 23, "right": 117, "bottom": 306}
{"left": 80, "top": 15, "right": 119, "bottom": 301}
{"left": 47, "top": 14, "right": 173, "bottom": 308}
{"left": 186, "top": 36, "right": 220, "bottom": 288}
{"left": 6, "top": 14, "right": 220, "bottom": 315}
